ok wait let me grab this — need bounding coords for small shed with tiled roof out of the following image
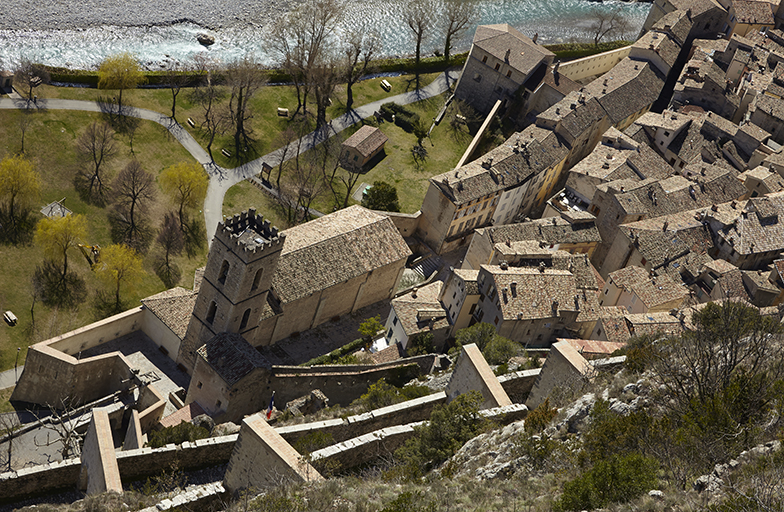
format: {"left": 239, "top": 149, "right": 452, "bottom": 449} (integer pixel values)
{"left": 340, "top": 125, "right": 388, "bottom": 171}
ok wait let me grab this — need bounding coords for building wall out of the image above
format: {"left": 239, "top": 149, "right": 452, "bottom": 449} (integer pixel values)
{"left": 384, "top": 307, "right": 409, "bottom": 348}
{"left": 492, "top": 183, "right": 529, "bottom": 225}
{"left": 78, "top": 409, "right": 122, "bottom": 495}
{"left": 445, "top": 344, "right": 512, "bottom": 409}
{"left": 526, "top": 341, "right": 593, "bottom": 409}
{"left": 557, "top": 46, "right": 632, "bottom": 82}
{"left": 418, "top": 182, "right": 458, "bottom": 253}
{"left": 48, "top": 307, "right": 144, "bottom": 356}
{"left": 141, "top": 309, "right": 182, "bottom": 361}
{"left": 463, "top": 231, "right": 494, "bottom": 270}
{"left": 224, "top": 415, "right": 323, "bottom": 494}
{"left": 382, "top": 210, "right": 422, "bottom": 238}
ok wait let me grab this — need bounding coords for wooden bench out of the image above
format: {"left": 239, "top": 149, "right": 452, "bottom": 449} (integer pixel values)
{"left": 221, "top": 149, "right": 231, "bottom": 158}
{"left": 380, "top": 79, "right": 391, "bottom": 92}
{"left": 187, "top": 117, "right": 196, "bottom": 128}
{"left": 277, "top": 107, "right": 289, "bottom": 117}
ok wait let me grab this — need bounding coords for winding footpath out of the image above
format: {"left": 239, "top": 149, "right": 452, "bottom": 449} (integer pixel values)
{"left": 0, "top": 69, "right": 460, "bottom": 244}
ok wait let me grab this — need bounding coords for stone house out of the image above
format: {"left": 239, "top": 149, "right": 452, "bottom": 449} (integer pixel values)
{"left": 630, "top": 30, "right": 683, "bottom": 76}
{"left": 453, "top": 23, "right": 555, "bottom": 115}
{"left": 384, "top": 281, "right": 450, "bottom": 351}
{"left": 710, "top": 193, "right": 784, "bottom": 269}
{"left": 177, "top": 206, "right": 411, "bottom": 372}
{"left": 417, "top": 123, "right": 569, "bottom": 254}
{"left": 600, "top": 265, "right": 689, "bottom": 313}
{"left": 439, "top": 268, "right": 481, "bottom": 333}
{"left": 727, "top": 0, "right": 774, "bottom": 38}
{"left": 590, "top": 310, "right": 684, "bottom": 343}
{"left": 739, "top": 166, "right": 784, "bottom": 197}
{"left": 640, "top": 0, "right": 728, "bottom": 41}
{"left": 463, "top": 212, "right": 601, "bottom": 270}
{"left": 525, "top": 66, "right": 581, "bottom": 117}
{"left": 672, "top": 56, "right": 740, "bottom": 119}
{"left": 339, "top": 125, "right": 388, "bottom": 172}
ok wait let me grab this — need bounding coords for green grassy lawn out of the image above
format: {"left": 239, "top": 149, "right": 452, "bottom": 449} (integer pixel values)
{"left": 222, "top": 180, "right": 288, "bottom": 230}
{"left": 0, "top": 108, "right": 208, "bottom": 372}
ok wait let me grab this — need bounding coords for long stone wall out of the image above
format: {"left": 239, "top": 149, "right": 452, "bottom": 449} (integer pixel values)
{"left": 557, "top": 46, "right": 632, "bottom": 82}
{"left": 498, "top": 368, "right": 541, "bottom": 403}
{"left": 309, "top": 404, "right": 528, "bottom": 472}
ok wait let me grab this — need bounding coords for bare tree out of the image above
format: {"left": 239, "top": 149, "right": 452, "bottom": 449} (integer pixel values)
{"left": 0, "top": 413, "right": 20, "bottom": 471}
{"left": 110, "top": 160, "right": 156, "bottom": 251}
{"left": 162, "top": 60, "right": 192, "bottom": 121}
{"left": 405, "top": 0, "right": 437, "bottom": 90}
{"left": 155, "top": 212, "right": 185, "bottom": 287}
{"left": 342, "top": 28, "right": 381, "bottom": 112}
{"left": 18, "top": 110, "right": 34, "bottom": 154}
{"left": 191, "top": 68, "right": 229, "bottom": 162}
{"left": 75, "top": 121, "right": 117, "bottom": 205}
{"left": 226, "top": 56, "right": 267, "bottom": 160}
{"left": 586, "top": 6, "right": 632, "bottom": 47}
{"left": 311, "top": 60, "right": 341, "bottom": 129}
{"left": 33, "top": 398, "right": 85, "bottom": 460}
{"left": 267, "top": 0, "right": 345, "bottom": 117}
{"left": 441, "top": 0, "right": 479, "bottom": 63}
{"left": 272, "top": 127, "right": 299, "bottom": 192}
{"left": 13, "top": 58, "right": 50, "bottom": 106}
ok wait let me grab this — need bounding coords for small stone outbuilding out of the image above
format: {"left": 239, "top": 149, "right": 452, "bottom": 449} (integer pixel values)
{"left": 340, "top": 126, "right": 388, "bottom": 171}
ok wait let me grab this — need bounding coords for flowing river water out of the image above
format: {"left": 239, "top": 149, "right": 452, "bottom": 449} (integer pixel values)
{"left": 0, "top": 0, "right": 651, "bottom": 70}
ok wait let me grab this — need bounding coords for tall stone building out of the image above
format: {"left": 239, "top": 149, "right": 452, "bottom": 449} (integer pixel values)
{"left": 177, "top": 206, "right": 411, "bottom": 372}
{"left": 178, "top": 209, "right": 285, "bottom": 371}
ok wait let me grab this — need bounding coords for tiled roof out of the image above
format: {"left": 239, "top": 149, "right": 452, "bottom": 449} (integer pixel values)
{"left": 715, "top": 192, "right": 784, "bottom": 254}
{"left": 608, "top": 265, "right": 688, "bottom": 309}
{"left": 742, "top": 268, "right": 778, "bottom": 293}
{"left": 596, "top": 307, "right": 633, "bottom": 344}
{"left": 454, "top": 268, "right": 480, "bottom": 295}
{"left": 196, "top": 332, "right": 271, "bottom": 386}
{"left": 342, "top": 125, "right": 388, "bottom": 158}
{"left": 621, "top": 218, "right": 714, "bottom": 270}
{"left": 272, "top": 206, "right": 411, "bottom": 304}
{"left": 625, "top": 312, "right": 684, "bottom": 338}
{"left": 583, "top": 59, "right": 665, "bottom": 126}
{"left": 472, "top": 24, "right": 554, "bottom": 76}
{"left": 539, "top": 91, "right": 609, "bottom": 141}
{"left": 732, "top": 0, "right": 774, "bottom": 25}
{"left": 542, "top": 69, "right": 581, "bottom": 96}
{"left": 668, "top": 0, "right": 726, "bottom": 17}
{"left": 753, "top": 93, "right": 784, "bottom": 121}
{"left": 482, "top": 215, "right": 601, "bottom": 246}
{"left": 633, "top": 31, "right": 682, "bottom": 70}
{"left": 369, "top": 342, "right": 405, "bottom": 364}
{"left": 431, "top": 125, "right": 568, "bottom": 204}
{"left": 702, "top": 258, "right": 739, "bottom": 275}
{"left": 391, "top": 281, "right": 449, "bottom": 337}
{"left": 141, "top": 287, "right": 198, "bottom": 340}
{"left": 564, "top": 339, "right": 626, "bottom": 357}
{"left": 482, "top": 265, "right": 579, "bottom": 320}
{"left": 714, "top": 269, "right": 753, "bottom": 300}
{"left": 651, "top": 9, "right": 693, "bottom": 46}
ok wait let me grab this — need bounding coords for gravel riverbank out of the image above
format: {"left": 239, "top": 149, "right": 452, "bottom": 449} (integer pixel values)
{"left": 0, "top": 0, "right": 292, "bottom": 30}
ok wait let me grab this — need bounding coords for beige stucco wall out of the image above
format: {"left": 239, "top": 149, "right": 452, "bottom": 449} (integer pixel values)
{"left": 557, "top": 47, "right": 632, "bottom": 83}
{"left": 141, "top": 308, "right": 182, "bottom": 360}
{"left": 48, "top": 307, "right": 144, "bottom": 356}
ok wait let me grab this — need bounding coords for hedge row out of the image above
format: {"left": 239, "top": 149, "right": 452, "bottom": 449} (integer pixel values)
{"left": 43, "top": 52, "right": 469, "bottom": 88}
{"left": 380, "top": 102, "right": 420, "bottom": 132}
{"left": 302, "top": 337, "right": 367, "bottom": 366}
{"left": 544, "top": 40, "right": 633, "bottom": 60}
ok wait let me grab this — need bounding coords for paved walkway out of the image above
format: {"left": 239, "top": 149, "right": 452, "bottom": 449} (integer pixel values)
{"left": 0, "top": 69, "right": 460, "bottom": 245}
{"left": 0, "top": 366, "right": 22, "bottom": 390}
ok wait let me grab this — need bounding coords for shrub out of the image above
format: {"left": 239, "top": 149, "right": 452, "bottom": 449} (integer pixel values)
{"left": 483, "top": 336, "right": 521, "bottom": 365}
{"left": 352, "top": 378, "right": 431, "bottom": 412}
{"left": 406, "top": 332, "right": 435, "bottom": 356}
{"left": 395, "top": 391, "right": 486, "bottom": 475}
{"left": 381, "top": 491, "right": 436, "bottom": 512}
{"left": 556, "top": 452, "right": 658, "bottom": 511}
{"left": 524, "top": 398, "right": 558, "bottom": 434}
{"left": 146, "top": 421, "right": 210, "bottom": 448}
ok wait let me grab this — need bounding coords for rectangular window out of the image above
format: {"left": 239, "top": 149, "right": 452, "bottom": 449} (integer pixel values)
{"left": 482, "top": 55, "right": 488, "bottom": 63}
{"left": 495, "top": 63, "right": 500, "bottom": 71}
{"left": 392, "top": 316, "right": 398, "bottom": 326}
{"left": 506, "top": 70, "right": 512, "bottom": 78}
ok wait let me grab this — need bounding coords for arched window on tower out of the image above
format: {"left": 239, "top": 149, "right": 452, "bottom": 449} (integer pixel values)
{"left": 218, "top": 260, "right": 230, "bottom": 285}
{"left": 240, "top": 308, "right": 251, "bottom": 329}
{"left": 206, "top": 301, "right": 217, "bottom": 324}
{"left": 251, "top": 268, "right": 263, "bottom": 291}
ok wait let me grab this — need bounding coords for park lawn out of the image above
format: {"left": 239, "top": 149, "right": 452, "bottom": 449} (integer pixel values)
{"left": 305, "top": 90, "right": 469, "bottom": 215}
{"left": 35, "top": 72, "right": 445, "bottom": 169}
{"left": 0, "top": 108, "right": 208, "bottom": 372}
{"left": 222, "top": 180, "right": 288, "bottom": 230}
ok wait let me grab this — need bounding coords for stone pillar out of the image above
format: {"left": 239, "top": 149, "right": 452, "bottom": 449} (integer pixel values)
{"left": 224, "top": 414, "right": 323, "bottom": 494}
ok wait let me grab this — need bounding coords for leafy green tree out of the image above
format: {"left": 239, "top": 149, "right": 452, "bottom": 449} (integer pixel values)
{"left": 97, "top": 52, "right": 146, "bottom": 113}
{"left": 406, "top": 332, "right": 434, "bottom": 356}
{"left": 359, "top": 314, "right": 384, "bottom": 341}
{"left": 95, "top": 243, "right": 145, "bottom": 313}
{"left": 352, "top": 378, "right": 431, "bottom": 412}
{"left": 35, "top": 214, "right": 88, "bottom": 280}
{"left": 362, "top": 181, "right": 400, "bottom": 212}
{"left": 0, "top": 155, "right": 40, "bottom": 243}
{"left": 454, "top": 322, "right": 496, "bottom": 351}
{"left": 483, "top": 335, "right": 521, "bottom": 365}
{"left": 159, "top": 162, "right": 209, "bottom": 232}
{"left": 396, "top": 390, "right": 486, "bottom": 474}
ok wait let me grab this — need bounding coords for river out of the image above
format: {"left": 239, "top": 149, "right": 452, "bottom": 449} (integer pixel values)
{"left": 0, "top": 0, "right": 651, "bottom": 70}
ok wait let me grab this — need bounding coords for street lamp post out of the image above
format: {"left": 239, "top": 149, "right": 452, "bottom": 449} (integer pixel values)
{"left": 15, "top": 347, "right": 20, "bottom": 383}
